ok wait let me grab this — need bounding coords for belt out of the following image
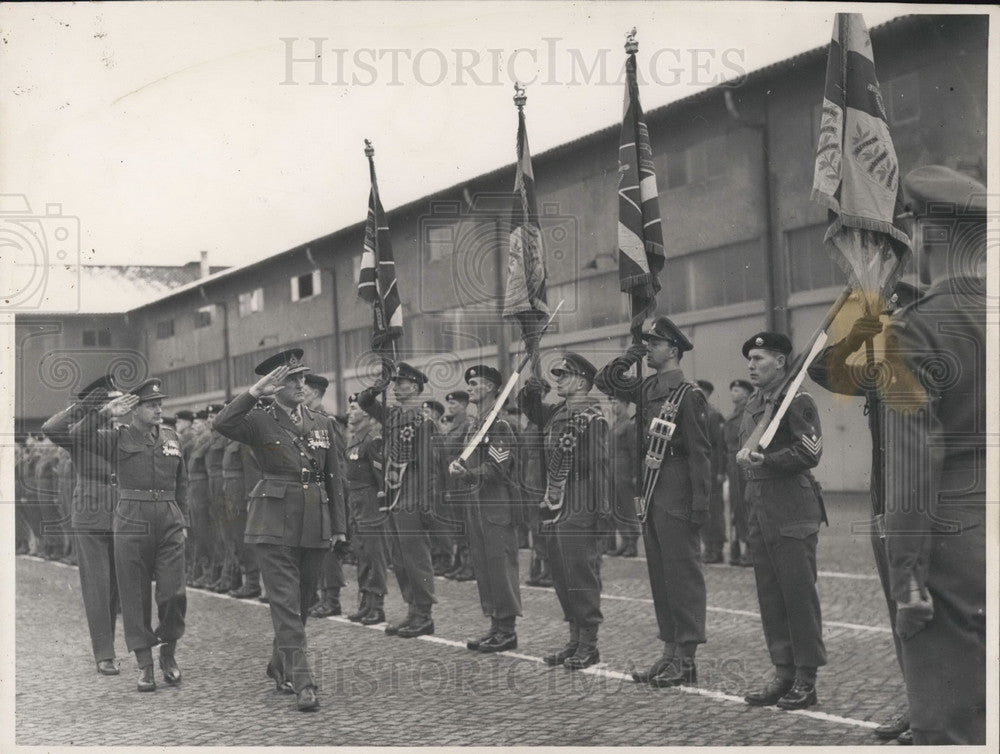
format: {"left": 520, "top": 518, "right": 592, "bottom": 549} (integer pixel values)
{"left": 263, "top": 471, "right": 324, "bottom": 485}
{"left": 117, "top": 488, "right": 176, "bottom": 501}
{"left": 744, "top": 469, "right": 793, "bottom": 481}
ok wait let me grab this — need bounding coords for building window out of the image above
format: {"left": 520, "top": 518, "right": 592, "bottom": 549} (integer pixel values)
{"left": 156, "top": 319, "right": 175, "bottom": 340}
{"left": 662, "top": 238, "right": 766, "bottom": 314}
{"left": 291, "top": 270, "right": 321, "bottom": 302}
{"left": 82, "top": 329, "right": 111, "bottom": 347}
{"left": 692, "top": 136, "right": 727, "bottom": 181}
{"left": 238, "top": 288, "right": 264, "bottom": 317}
{"left": 666, "top": 151, "right": 688, "bottom": 188}
{"left": 425, "top": 226, "right": 454, "bottom": 262}
{"left": 885, "top": 72, "right": 920, "bottom": 125}
{"left": 195, "top": 305, "right": 213, "bottom": 329}
{"left": 787, "top": 224, "right": 840, "bottom": 293}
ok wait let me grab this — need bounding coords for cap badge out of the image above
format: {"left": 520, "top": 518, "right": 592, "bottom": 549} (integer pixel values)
{"left": 755, "top": 337, "right": 764, "bottom": 346}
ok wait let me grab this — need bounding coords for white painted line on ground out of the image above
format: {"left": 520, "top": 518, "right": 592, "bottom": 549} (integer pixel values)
{"left": 626, "top": 555, "right": 881, "bottom": 582}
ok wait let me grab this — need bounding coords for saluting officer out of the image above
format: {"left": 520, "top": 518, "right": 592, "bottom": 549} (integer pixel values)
{"left": 71, "top": 378, "right": 188, "bottom": 693}
{"left": 343, "top": 392, "right": 389, "bottom": 625}
{"left": 213, "top": 349, "right": 348, "bottom": 712}
{"left": 880, "top": 165, "right": 987, "bottom": 745}
{"left": 519, "top": 353, "right": 611, "bottom": 670}
{"left": 596, "top": 317, "right": 710, "bottom": 687}
{"left": 737, "top": 332, "right": 827, "bottom": 710}
{"left": 41, "top": 376, "right": 122, "bottom": 675}
{"left": 358, "top": 362, "right": 440, "bottom": 637}
{"left": 448, "top": 365, "right": 522, "bottom": 653}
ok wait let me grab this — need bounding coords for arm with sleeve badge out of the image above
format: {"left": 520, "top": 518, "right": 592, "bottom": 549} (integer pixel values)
{"left": 465, "top": 419, "right": 516, "bottom": 486}
{"left": 212, "top": 391, "right": 261, "bottom": 445}
{"left": 683, "top": 389, "right": 713, "bottom": 515}
{"left": 760, "top": 393, "right": 822, "bottom": 473}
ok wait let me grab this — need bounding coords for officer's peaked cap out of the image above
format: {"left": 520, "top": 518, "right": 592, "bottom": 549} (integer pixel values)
{"left": 254, "top": 348, "right": 310, "bottom": 377}
{"left": 131, "top": 378, "right": 168, "bottom": 403}
{"left": 640, "top": 317, "right": 693, "bottom": 352}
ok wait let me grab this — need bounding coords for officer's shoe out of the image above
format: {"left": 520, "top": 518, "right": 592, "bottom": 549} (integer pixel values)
{"left": 563, "top": 647, "right": 600, "bottom": 670}
{"left": 702, "top": 551, "right": 724, "bottom": 564}
{"left": 96, "top": 659, "right": 120, "bottom": 676}
{"left": 631, "top": 656, "right": 672, "bottom": 684}
{"left": 466, "top": 632, "right": 496, "bottom": 651}
{"left": 873, "top": 712, "right": 909, "bottom": 740}
{"left": 775, "top": 680, "right": 817, "bottom": 710}
{"left": 360, "top": 608, "right": 386, "bottom": 626}
{"left": 895, "top": 729, "right": 913, "bottom": 745}
{"left": 479, "top": 632, "right": 517, "bottom": 653}
{"left": 309, "top": 599, "right": 341, "bottom": 618}
{"left": 347, "top": 596, "right": 370, "bottom": 622}
{"left": 266, "top": 662, "right": 294, "bottom": 694}
{"left": 744, "top": 676, "right": 794, "bottom": 706}
{"left": 228, "top": 582, "right": 262, "bottom": 600}
{"left": 296, "top": 685, "right": 320, "bottom": 712}
{"left": 542, "top": 644, "right": 578, "bottom": 666}
{"left": 619, "top": 543, "right": 638, "bottom": 558}
{"left": 137, "top": 665, "right": 156, "bottom": 692}
{"left": 453, "top": 565, "right": 476, "bottom": 582}
{"left": 650, "top": 659, "right": 697, "bottom": 687}
{"left": 396, "top": 618, "right": 434, "bottom": 639}
{"left": 159, "top": 653, "right": 181, "bottom": 685}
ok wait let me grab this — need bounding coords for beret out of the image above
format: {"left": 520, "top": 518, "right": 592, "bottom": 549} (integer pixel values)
{"left": 696, "top": 379, "right": 714, "bottom": 393}
{"left": 446, "top": 390, "right": 470, "bottom": 403}
{"left": 464, "top": 364, "right": 502, "bottom": 387}
{"left": 421, "top": 399, "right": 445, "bottom": 416}
{"left": 729, "top": 379, "right": 754, "bottom": 393}
{"left": 304, "top": 373, "right": 329, "bottom": 391}
{"left": 741, "top": 332, "right": 792, "bottom": 360}
{"left": 175, "top": 410, "right": 195, "bottom": 422}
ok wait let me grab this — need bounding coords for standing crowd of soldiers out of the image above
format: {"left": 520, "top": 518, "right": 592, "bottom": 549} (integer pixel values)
{"left": 16, "top": 165, "right": 986, "bottom": 743}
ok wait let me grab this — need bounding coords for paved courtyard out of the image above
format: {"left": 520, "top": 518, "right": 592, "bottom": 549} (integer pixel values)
{"left": 15, "top": 493, "right": 908, "bottom": 747}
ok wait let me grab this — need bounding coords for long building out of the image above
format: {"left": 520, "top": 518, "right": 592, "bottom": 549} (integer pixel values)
{"left": 15, "top": 14, "right": 988, "bottom": 492}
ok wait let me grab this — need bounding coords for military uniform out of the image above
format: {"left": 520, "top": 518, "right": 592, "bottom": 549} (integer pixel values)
{"left": 41, "top": 378, "right": 121, "bottom": 668}
{"left": 609, "top": 413, "right": 640, "bottom": 555}
{"left": 723, "top": 406, "right": 749, "bottom": 563}
{"left": 701, "top": 400, "right": 728, "bottom": 562}
{"left": 345, "top": 418, "right": 389, "bottom": 621}
{"left": 596, "top": 334, "right": 711, "bottom": 679}
{"left": 739, "top": 387, "right": 827, "bottom": 679}
{"left": 186, "top": 430, "right": 212, "bottom": 585}
{"left": 205, "top": 424, "right": 231, "bottom": 589}
{"left": 519, "top": 354, "right": 611, "bottom": 668}
{"left": 228, "top": 441, "right": 263, "bottom": 597}
{"left": 441, "top": 409, "right": 474, "bottom": 580}
{"left": 214, "top": 381, "right": 347, "bottom": 695}
{"left": 71, "top": 380, "right": 189, "bottom": 673}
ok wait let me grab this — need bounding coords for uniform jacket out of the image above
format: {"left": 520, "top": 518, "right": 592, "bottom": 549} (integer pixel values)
{"left": 451, "top": 409, "right": 520, "bottom": 526}
{"left": 595, "top": 364, "right": 711, "bottom": 519}
{"left": 205, "top": 431, "right": 228, "bottom": 479}
{"left": 705, "top": 404, "right": 727, "bottom": 480}
{"left": 213, "top": 391, "right": 347, "bottom": 547}
{"left": 187, "top": 432, "right": 211, "bottom": 481}
{"left": 345, "top": 421, "right": 384, "bottom": 524}
{"left": 518, "top": 389, "right": 610, "bottom": 528}
{"left": 41, "top": 403, "right": 117, "bottom": 528}
{"left": 738, "top": 388, "right": 825, "bottom": 538}
{"left": 70, "top": 414, "right": 189, "bottom": 526}
{"left": 881, "top": 275, "right": 986, "bottom": 602}
{"left": 358, "top": 393, "right": 438, "bottom": 514}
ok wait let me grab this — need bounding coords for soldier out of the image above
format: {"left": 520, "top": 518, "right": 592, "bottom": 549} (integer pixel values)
{"left": 204, "top": 404, "right": 231, "bottom": 591}
{"left": 357, "top": 361, "right": 439, "bottom": 639}
{"left": 228, "top": 441, "right": 263, "bottom": 600}
{"left": 518, "top": 402, "right": 553, "bottom": 589}
{"left": 303, "top": 372, "right": 347, "bottom": 618}
{"left": 608, "top": 395, "right": 639, "bottom": 558}
{"left": 448, "top": 365, "right": 522, "bottom": 653}
{"left": 343, "top": 392, "right": 388, "bottom": 625}
{"left": 737, "top": 332, "right": 827, "bottom": 710}
{"left": 879, "top": 165, "right": 987, "bottom": 745}
{"left": 186, "top": 410, "right": 212, "bottom": 586}
{"left": 213, "top": 349, "right": 347, "bottom": 712}
{"left": 71, "top": 378, "right": 188, "bottom": 692}
{"left": 696, "top": 381, "right": 727, "bottom": 564}
{"left": 422, "top": 398, "right": 454, "bottom": 577}
{"left": 34, "top": 439, "right": 65, "bottom": 560}
{"left": 442, "top": 390, "right": 475, "bottom": 581}
{"left": 519, "top": 353, "right": 611, "bottom": 670}
{"left": 724, "top": 379, "right": 754, "bottom": 567}
{"left": 174, "top": 410, "right": 194, "bottom": 443}
{"left": 41, "top": 376, "right": 122, "bottom": 674}
{"left": 596, "top": 318, "right": 710, "bottom": 687}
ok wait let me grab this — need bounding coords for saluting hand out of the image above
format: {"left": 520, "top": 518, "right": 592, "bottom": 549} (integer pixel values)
{"left": 101, "top": 393, "right": 139, "bottom": 418}
{"left": 249, "top": 365, "right": 290, "bottom": 398}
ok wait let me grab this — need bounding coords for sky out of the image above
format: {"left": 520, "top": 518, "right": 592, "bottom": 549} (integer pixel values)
{"left": 1, "top": 1, "right": 920, "bottom": 285}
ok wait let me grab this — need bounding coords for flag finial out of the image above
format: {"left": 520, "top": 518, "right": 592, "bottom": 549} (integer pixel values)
{"left": 625, "top": 28, "right": 638, "bottom": 54}
{"left": 513, "top": 82, "right": 527, "bottom": 110}
{"left": 364, "top": 139, "right": 374, "bottom": 158}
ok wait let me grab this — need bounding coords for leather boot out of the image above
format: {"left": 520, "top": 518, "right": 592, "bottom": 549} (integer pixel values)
{"left": 632, "top": 642, "right": 675, "bottom": 683}
{"left": 543, "top": 623, "right": 579, "bottom": 666}
{"left": 360, "top": 594, "right": 386, "bottom": 625}
{"left": 564, "top": 625, "right": 599, "bottom": 670}
{"left": 348, "top": 592, "right": 371, "bottom": 622}
{"left": 229, "top": 571, "right": 261, "bottom": 599}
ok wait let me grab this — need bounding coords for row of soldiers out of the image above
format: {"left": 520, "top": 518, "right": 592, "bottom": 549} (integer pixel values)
{"left": 25, "top": 165, "right": 985, "bottom": 742}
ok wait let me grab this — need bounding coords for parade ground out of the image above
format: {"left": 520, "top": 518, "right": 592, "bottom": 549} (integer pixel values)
{"left": 15, "top": 492, "right": 908, "bottom": 747}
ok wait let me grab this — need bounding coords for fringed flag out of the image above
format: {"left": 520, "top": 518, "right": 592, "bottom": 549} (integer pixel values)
{"left": 618, "top": 33, "right": 665, "bottom": 341}
{"left": 812, "top": 13, "right": 911, "bottom": 314}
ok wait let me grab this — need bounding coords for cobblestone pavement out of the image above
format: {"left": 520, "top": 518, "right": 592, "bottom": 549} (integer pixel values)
{"left": 15, "top": 493, "right": 909, "bottom": 747}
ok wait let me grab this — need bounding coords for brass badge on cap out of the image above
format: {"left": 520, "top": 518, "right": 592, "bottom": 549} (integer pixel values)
{"left": 755, "top": 337, "right": 764, "bottom": 346}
